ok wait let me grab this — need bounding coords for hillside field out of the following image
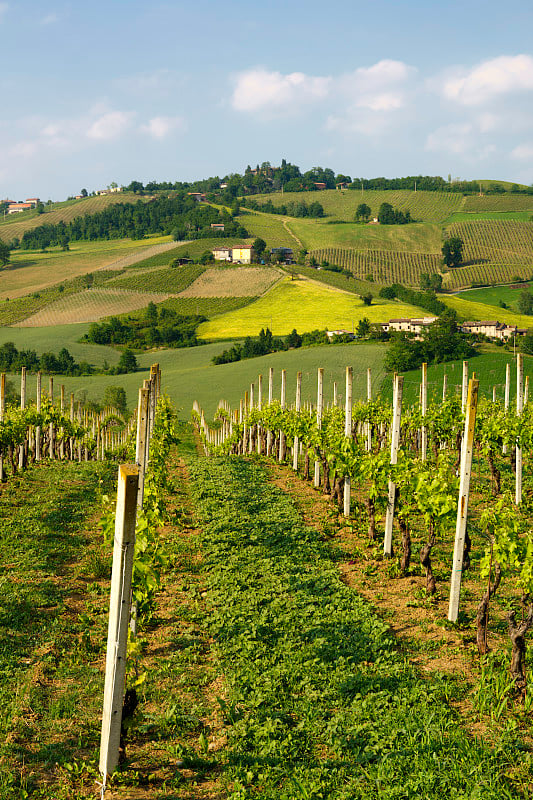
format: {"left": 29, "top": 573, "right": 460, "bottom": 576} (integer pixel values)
{"left": 197, "top": 276, "right": 422, "bottom": 339}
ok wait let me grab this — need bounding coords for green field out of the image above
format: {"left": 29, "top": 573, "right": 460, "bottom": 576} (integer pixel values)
{"left": 261, "top": 188, "right": 464, "bottom": 223}
{"left": 445, "top": 210, "right": 533, "bottom": 223}
{"left": 381, "top": 348, "right": 533, "bottom": 404}
{"left": 455, "top": 283, "right": 532, "bottom": 309}
{"left": 198, "top": 276, "right": 422, "bottom": 339}
{"left": 107, "top": 263, "right": 205, "bottom": 293}
{"left": 463, "top": 193, "right": 533, "bottom": 212}
{"left": 442, "top": 294, "right": 533, "bottom": 327}
{"left": 289, "top": 218, "right": 442, "bottom": 253}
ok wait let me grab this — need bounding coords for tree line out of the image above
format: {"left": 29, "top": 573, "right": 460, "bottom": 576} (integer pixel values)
{"left": 14, "top": 195, "right": 247, "bottom": 250}
{"left": 241, "top": 197, "right": 325, "bottom": 218}
{"left": 385, "top": 311, "right": 476, "bottom": 372}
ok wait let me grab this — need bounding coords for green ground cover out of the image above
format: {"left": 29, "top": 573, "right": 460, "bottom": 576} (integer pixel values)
{"left": 0, "top": 459, "right": 115, "bottom": 798}
{"left": 463, "top": 194, "right": 533, "bottom": 212}
{"left": 455, "top": 283, "right": 533, "bottom": 308}
{"left": 198, "top": 277, "right": 421, "bottom": 340}
{"left": 445, "top": 211, "right": 533, "bottom": 223}
{"left": 187, "top": 455, "right": 525, "bottom": 799}
{"left": 442, "top": 294, "right": 533, "bottom": 327}
{"left": 241, "top": 210, "right": 298, "bottom": 248}
{"left": 288, "top": 219, "right": 442, "bottom": 253}
{"left": 380, "top": 348, "right": 533, "bottom": 404}
{"left": 0, "top": 323, "right": 120, "bottom": 365}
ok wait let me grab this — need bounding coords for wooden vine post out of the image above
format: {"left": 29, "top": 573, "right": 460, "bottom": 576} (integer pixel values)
{"left": 448, "top": 377, "right": 480, "bottom": 622}
{"left": 333, "top": 381, "right": 338, "bottom": 407}
{"left": 49, "top": 377, "right": 54, "bottom": 460}
{"left": 516, "top": 353, "right": 524, "bottom": 506}
{"left": 0, "top": 373, "right": 5, "bottom": 481}
{"left": 266, "top": 367, "right": 274, "bottom": 456}
{"left": 99, "top": 464, "right": 140, "bottom": 780}
{"left": 314, "top": 368, "right": 324, "bottom": 489}
{"left": 383, "top": 374, "right": 403, "bottom": 557}
{"left": 366, "top": 368, "right": 372, "bottom": 451}
{"left": 18, "top": 367, "right": 26, "bottom": 469}
{"left": 35, "top": 372, "right": 42, "bottom": 462}
{"left": 421, "top": 362, "right": 427, "bottom": 461}
{"left": 461, "top": 361, "right": 468, "bottom": 413}
{"left": 69, "top": 393, "right": 75, "bottom": 460}
{"left": 248, "top": 383, "right": 255, "bottom": 454}
{"left": 503, "top": 362, "right": 511, "bottom": 454}
{"left": 278, "top": 370, "right": 286, "bottom": 463}
{"left": 60, "top": 385, "right": 65, "bottom": 460}
{"left": 135, "top": 387, "right": 150, "bottom": 507}
{"left": 257, "top": 374, "right": 263, "bottom": 454}
{"left": 343, "top": 366, "right": 353, "bottom": 517}
{"left": 293, "top": 371, "right": 302, "bottom": 471}
{"left": 442, "top": 373, "right": 447, "bottom": 401}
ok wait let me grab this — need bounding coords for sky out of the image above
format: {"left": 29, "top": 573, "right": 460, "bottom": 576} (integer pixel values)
{"left": 1, "top": 0, "right": 533, "bottom": 199}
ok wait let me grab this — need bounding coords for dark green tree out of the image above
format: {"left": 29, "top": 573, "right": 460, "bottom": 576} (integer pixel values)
{"left": 103, "top": 385, "right": 128, "bottom": 415}
{"left": 518, "top": 288, "right": 533, "bottom": 315}
{"left": 361, "top": 292, "right": 373, "bottom": 306}
{"left": 355, "top": 203, "right": 371, "bottom": 222}
{"left": 252, "top": 237, "right": 267, "bottom": 259}
{"left": 146, "top": 301, "right": 158, "bottom": 324}
{"left": 117, "top": 349, "right": 138, "bottom": 373}
{"left": 356, "top": 317, "right": 371, "bottom": 337}
{"left": 0, "top": 240, "right": 10, "bottom": 267}
{"left": 442, "top": 237, "right": 463, "bottom": 268}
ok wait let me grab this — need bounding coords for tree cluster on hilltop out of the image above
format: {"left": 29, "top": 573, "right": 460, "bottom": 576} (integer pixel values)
{"left": 84, "top": 303, "right": 206, "bottom": 350}
{"left": 15, "top": 195, "right": 247, "bottom": 250}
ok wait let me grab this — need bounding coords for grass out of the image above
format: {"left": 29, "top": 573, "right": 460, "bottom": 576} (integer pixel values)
{"left": 441, "top": 294, "right": 533, "bottom": 328}
{"left": 380, "top": 347, "right": 533, "bottom": 404}
{"left": 0, "top": 236, "right": 172, "bottom": 301}
{"left": 187, "top": 455, "right": 525, "bottom": 799}
{"left": 463, "top": 194, "right": 533, "bottom": 212}
{"left": 0, "top": 459, "right": 115, "bottom": 798}
{"left": 289, "top": 218, "right": 442, "bottom": 253}
{"left": 260, "top": 188, "right": 465, "bottom": 223}
{"left": 241, "top": 209, "right": 299, "bottom": 248}
{"left": 455, "top": 283, "right": 532, "bottom": 309}
{"left": 445, "top": 210, "right": 533, "bottom": 223}
{"left": 0, "top": 323, "right": 120, "bottom": 365}
{"left": 198, "top": 276, "right": 422, "bottom": 339}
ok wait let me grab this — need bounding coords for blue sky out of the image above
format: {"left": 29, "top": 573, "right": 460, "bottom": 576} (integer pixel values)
{"left": 2, "top": 0, "right": 533, "bottom": 199}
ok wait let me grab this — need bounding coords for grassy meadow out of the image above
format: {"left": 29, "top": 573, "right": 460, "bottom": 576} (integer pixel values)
{"left": 455, "top": 282, "right": 533, "bottom": 308}
{"left": 442, "top": 294, "right": 533, "bottom": 327}
{"left": 197, "top": 276, "right": 422, "bottom": 339}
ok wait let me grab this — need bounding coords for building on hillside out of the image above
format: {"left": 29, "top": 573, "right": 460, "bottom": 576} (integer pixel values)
{"left": 187, "top": 192, "right": 206, "bottom": 202}
{"left": 383, "top": 317, "right": 437, "bottom": 335}
{"left": 25, "top": 197, "right": 40, "bottom": 205}
{"left": 210, "top": 223, "right": 225, "bottom": 231}
{"left": 336, "top": 182, "right": 348, "bottom": 190}
{"left": 461, "top": 320, "right": 528, "bottom": 340}
{"left": 109, "top": 186, "right": 123, "bottom": 193}
{"left": 326, "top": 329, "right": 355, "bottom": 340}
{"left": 270, "top": 247, "right": 294, "bottom": 263}
{"left": 7, "top": 202, "right": 36, "bottom": 214}
{"left": 232, "top": 245, "right": 254, "bottom": 264}
{"left": 212, "top": 246, "right": 232, "bottom": 261}
{"left": 220, "top": 183, "right": 228, "bottom": 190}
{"left": 313, "top": 182, "right": 327, "bottom": 190}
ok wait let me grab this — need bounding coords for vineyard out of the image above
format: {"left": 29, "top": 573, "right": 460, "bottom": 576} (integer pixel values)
{"left": 448, "top": 219, "right": 533, "bottom": 263}
{"left": 463, "top": 194, "right": 533, "bottom": 213}
{"left": 106, "top": 264, "right": 205, "bottom": 293}
{"left": 310, "top": 247, "right": 442, "bottom": 284}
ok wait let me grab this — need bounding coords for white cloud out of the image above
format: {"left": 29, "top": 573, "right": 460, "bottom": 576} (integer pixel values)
{"left": 442, "top": 55, "right": 533, "bottom": 106}
{"left": 425, "top": 122, "right": 496, "bottom": 159}
{"left": 141, "top": 115, "right": 186, "bottom": 139}
{"left": 511, "top": 143, "right": 533, "bottom": 160}
{"left": 0, "top": 3, "right": 8, "bottom": 22}
{"left": 232, "top": 68, "right": 331, "bottom": 112}
{"left": 87, "top": 111, "right": 135, "bottom": 140}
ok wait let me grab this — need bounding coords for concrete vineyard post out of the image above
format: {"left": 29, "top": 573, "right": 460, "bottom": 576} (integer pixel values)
{"left": 384, "top": 375, "right": 403, "bottom": 557}
{"left": 266, "top": 367, "right": 274, "bottom": 456}
{"left": 99, "top": 464, "right": 140, "bottom": 780}
{"left": 293, "top": 371, "right": 302, "bottom": 471}
{"left": 516, "top": 354, "right": 524, "bottom": 505}
{"left": 448, "top": 378, "right": 480, "bottom": 622}
{"left": 0, "top": 373, "right": 4, "bottom": 481}
{"left": 461, "top": 361, "right": 468, "bottom": 413}
{"left": 343, "top": 366, "right": 353, "bottom": 517}
{"left": 314, "top": 368, "right": 324, "bottom": 488}
{"left": 135, "top": 387, "right": 150, "bottom": 507}
{"left": 421, "top": 362, "right": 427, "bottom": 462}
{"left": 278, "top": 370, "right": 286, "bottom": 463}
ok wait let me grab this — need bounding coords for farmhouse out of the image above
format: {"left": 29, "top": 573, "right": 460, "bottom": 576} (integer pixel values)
{"left": 326, "top": 329, "right": 355, "bottom": 340}
{"left": 383, "top": 317, "right": 437, "bottom": 334}
{"left": 213, "top": 246, "right": 232, "bottom": 262}
{"left": 313, "top": 182, "right": 327, "bottom": 190}
{"left": 232, "top": 245, "right": 254, "bottom": 264}
{"left": 7, "top": 198, "right": 39, "bottom": 214}
{"left": 461, "top": 320, "right": 527, "bottom": 340}
{"left": 270, "top": 247, "right": 294, "bottom": 263}
{"left": 187, "top": 192, "right": 206, "bottom": 202}
{"left": 210, "top": 223, "right": 225, "bottom": 231}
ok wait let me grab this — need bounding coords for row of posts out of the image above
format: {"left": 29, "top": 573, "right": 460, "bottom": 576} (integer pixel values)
{"left": 197, "top": 356, "right": 528, "bottom": 624}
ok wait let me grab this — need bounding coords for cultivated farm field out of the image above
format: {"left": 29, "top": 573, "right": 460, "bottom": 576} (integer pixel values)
{"left": 106, "top": 264, "right": 205, "bottom": 293}
{"left": 179, "top": 266, "right": 280, "bottom": 297}
{"left": 16, "top": 287, "right": 171, "bottom": 327}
